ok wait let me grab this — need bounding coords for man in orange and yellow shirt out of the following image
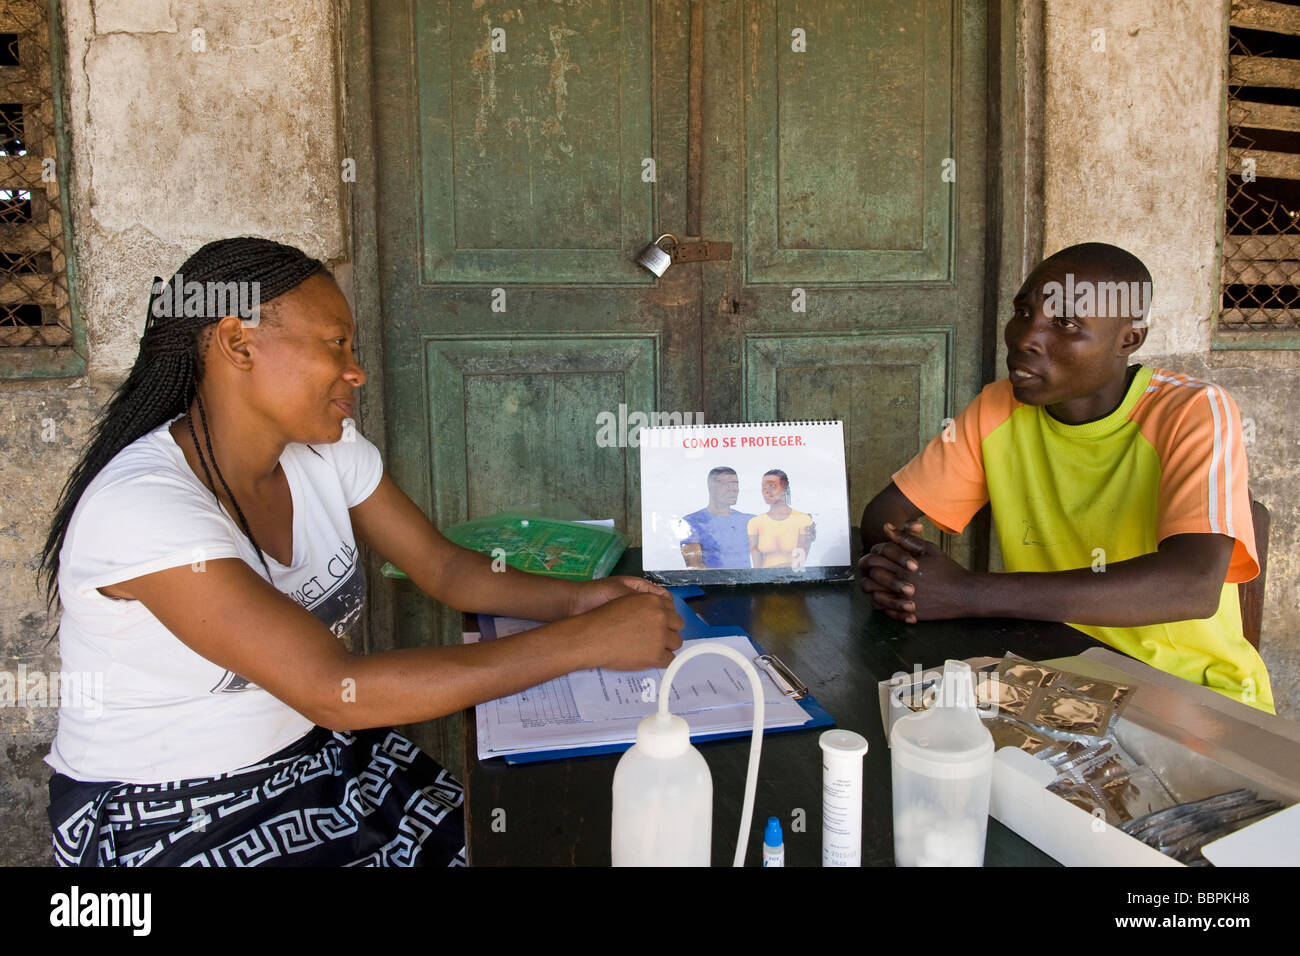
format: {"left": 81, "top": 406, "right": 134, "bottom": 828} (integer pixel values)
{"left": 859, "top": 243, "right": 1273, "bottom": 712}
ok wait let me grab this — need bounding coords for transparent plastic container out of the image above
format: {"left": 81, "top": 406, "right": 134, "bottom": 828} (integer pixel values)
{"left": 890, "top": 659, "right": 995, "bottom": 866}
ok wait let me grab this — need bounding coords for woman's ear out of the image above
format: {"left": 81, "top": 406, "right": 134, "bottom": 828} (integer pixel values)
{"left": 211, "top": 313, "right": 256, "bottom": 369}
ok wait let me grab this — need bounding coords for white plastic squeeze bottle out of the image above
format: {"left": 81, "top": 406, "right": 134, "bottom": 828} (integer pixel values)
{"left": 610, "top": 710, "right": 712, "bottom": 866}
{"left": 890, "top": 659, "right": 994, "bottom": 867}
{"left": 611, "top": 643, "right": 765, "bottom": 866}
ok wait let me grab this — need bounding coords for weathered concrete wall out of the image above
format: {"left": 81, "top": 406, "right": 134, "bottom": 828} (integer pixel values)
{"left": 0, "top": 0, "right": 345, "bottom": 865}
{"left": 0, "top": 382, "right": 116, "bottom": 865}
{"left": 1039, "top": 0, "right": 1299, "bottom": 718}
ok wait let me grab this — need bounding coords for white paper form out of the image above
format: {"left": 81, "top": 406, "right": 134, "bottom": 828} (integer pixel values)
{"left": 482, "top": 674, "right": 584, "bottom": 728}
{"left": 476, "top": 613, "right": 591, "bottom": 726}
{"left": 465, "top": 622, "right": 813, "bottom": 760}
{"left": 464, "top": 619, "right": 585, "bottom": 732}
{"left": 568, "top": 633, "right": 798, "bottom": 722}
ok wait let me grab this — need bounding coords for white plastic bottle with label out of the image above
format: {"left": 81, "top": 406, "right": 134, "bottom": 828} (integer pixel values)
{"left": 611, "top": 712, "right": 712, "bottom": 866}
{"left": 820, "top": 729, "right": 869, "bottom": 866}
{"left": 890, "top": 659, "right": 994, "bottom": 866}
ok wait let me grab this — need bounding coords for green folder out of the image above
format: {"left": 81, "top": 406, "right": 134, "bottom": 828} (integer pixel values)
{"left": 381, "top": 511, "right": 626, "bottom": 582}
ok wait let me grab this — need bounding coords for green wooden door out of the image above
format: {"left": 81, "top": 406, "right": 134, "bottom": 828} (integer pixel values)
{"left": 368, "top": 0, "right": 991, "bottom": 768}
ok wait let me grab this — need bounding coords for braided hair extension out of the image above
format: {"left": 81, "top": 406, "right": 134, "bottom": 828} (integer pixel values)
{"left": 39, "top": 237, "right": 326, "bottom": 613}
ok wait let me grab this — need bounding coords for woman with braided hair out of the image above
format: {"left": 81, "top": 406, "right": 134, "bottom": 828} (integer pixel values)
{"left": 39, "top": 237, "right": 683, "bottom": 867}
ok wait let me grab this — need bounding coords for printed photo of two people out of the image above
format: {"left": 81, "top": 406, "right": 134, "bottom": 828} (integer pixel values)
{"left": 640, "top": 423, "right": 851, "bottom": 578}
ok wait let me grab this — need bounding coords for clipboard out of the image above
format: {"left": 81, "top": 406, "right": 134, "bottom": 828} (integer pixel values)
{"left": 500, "top": 641, "right": 834, "bottom": 764}
{"left": 470, "top": 586, "right": 834, "bottom": 765}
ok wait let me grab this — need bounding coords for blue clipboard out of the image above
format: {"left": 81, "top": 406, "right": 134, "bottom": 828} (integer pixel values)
{"left": 496, "top": 586, "right": 834, "bottom": 765}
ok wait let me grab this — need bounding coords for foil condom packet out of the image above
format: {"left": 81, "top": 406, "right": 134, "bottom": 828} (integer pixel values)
{"left": 1045, "top": 737, "right": 1176, "bottom": 825}
{"left": 1053, "top": 738, "right": 1137, "bottom": 781}
{"left": 1101, "top": 767, "right": 1177, "bottom": 824}
{"left": 976, "top": 655, "right": 1135, "bottom": 738}
{"left": 984, "top": 715, "right": 1056, "bottom": 755}
{"left": 1033, "top": 686, "right": 1114, "bottom": 737}
{"left": 976, "top": 672, "right": 1034, "bottom": 717}
{"left": 1055, "top": 673, "right": 1133, "bottom": 712}
{"left": 997, "top": 657, "right": 1057, "bottom": 688}
{"left": 1040, "top": 738, "right": 1091, "bottom": 766}
{"left": 1122, "top": 789, "right": 1283, "bottom": 843}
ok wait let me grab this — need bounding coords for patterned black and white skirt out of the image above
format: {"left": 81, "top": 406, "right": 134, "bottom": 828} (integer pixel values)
{"left": 48, "top": 726, "right": 467, "bottom": 867}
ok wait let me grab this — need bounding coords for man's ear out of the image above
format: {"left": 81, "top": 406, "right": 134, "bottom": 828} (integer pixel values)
{"left": 1119, "top": 320, "right": 1147, "bottom": 356}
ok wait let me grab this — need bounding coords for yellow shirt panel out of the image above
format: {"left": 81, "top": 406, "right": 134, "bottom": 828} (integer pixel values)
{"left": 746, "top": 511, "right": 813, "bottom": 568}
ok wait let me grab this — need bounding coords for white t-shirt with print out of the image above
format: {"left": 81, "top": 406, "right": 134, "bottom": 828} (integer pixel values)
{"left": 46, "top": 413, "right": 384, "bottom": 784}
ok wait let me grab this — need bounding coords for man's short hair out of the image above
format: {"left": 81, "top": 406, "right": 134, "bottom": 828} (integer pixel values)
{"left": 707, "top": 466, "right": 737, "bottom": 480}
{"left": 1037, "top": 241, "right": 1154, "bottom": 324}
{"left": 1042, "top": 242, "right": 1150, "bottom": 284}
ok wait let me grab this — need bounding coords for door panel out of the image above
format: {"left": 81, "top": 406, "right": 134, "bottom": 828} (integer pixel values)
{"left": 415, "top": 0, "right": 655, "bottom": 282}
{"left": 425, "top": 334, "right": 657, "bottom": 530}
{"left": 703, "top": 0, "right": 988, "bottom": 566}
{"left": 746, "top": 0, "right": 954, "bottom": 281}
{"left": 377, "top": 0, "right": 694, "bottom": 542}
{"left": 373, "top": 0, "right": 696, "bottom": 765}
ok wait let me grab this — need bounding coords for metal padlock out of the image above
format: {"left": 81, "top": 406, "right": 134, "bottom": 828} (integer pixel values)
{"left": 635, "top": 234, "right": 678, "bottom": 276}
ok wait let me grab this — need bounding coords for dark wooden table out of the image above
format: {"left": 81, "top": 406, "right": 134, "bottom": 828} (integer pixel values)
{"left": 464, "top": 549, "right": 1102, "bottom": 866}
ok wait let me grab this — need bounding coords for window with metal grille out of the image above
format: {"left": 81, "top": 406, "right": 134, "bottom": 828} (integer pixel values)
{"left": 1222, "top": 0, "right": 1300, "bottom": 335}
{"left": 0, "top": 0, "right": 70, "bottom": 352}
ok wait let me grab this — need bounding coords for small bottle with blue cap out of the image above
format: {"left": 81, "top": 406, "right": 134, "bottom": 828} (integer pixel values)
{"left": 762, "top": 816, "right": 784, "bottom": 867}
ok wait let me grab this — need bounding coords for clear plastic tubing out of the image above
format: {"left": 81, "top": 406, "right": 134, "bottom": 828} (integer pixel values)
{"left": 819, "top": 729, "right": 869, "bottom": 866}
